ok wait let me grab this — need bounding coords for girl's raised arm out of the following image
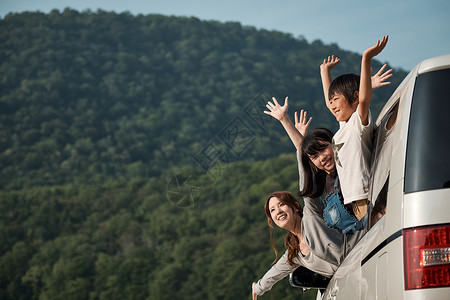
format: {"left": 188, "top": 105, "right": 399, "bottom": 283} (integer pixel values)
{"left": 264, "top": 97, "right": 312, "bottom": 151}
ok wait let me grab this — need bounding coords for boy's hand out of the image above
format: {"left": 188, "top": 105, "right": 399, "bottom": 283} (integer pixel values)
{"left": 294, "top": 109, "right": 312, "bottom": 137}
{"left": 372, "top": 64, "right": 393, "bottom": 90}
{"left": 264, "top": 97, "right": 289, "bottom": 121}
{"left": 363, "top": 35, "right": 388, "bottom": 60}
{"left": 320, "top": 55, "right": 340, "bottom": 71}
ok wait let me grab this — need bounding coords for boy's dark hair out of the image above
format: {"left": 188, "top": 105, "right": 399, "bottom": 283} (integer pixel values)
{"left": 299, "top": 128, "right": 335, "bottom": 198}
{"left": 328, "top": 73, "right": 360, "bottom": 105}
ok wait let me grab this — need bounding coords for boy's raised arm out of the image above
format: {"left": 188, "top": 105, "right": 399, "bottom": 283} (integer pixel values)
{"left": 359, "top": 35, "right": 389, "bottom": 126}
{"left": 320, "top": 55, "right": 340, "bottom": 110}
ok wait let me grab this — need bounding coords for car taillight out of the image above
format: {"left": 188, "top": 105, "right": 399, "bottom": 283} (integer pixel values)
{"left": 404, "top": 224, "right": 450, "bottom": 290}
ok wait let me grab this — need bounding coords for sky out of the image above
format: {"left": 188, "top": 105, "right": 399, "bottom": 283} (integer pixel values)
{"left": 1, "top": 0, "right": 449, "bottom": 71}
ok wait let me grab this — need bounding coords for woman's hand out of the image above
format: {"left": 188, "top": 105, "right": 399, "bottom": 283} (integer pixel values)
{"left": 294, "top": 109, "right": 312, "bottom": 137}
{"left": 264, "top": 97, "right": 288, "bottom": 121}
{"left": 252, "top": 282, "right": 258, "bottom": 300}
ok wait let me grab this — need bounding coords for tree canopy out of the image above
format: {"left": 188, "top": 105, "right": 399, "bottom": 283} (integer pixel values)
{"left": 0, "top": 8, "right": 406, "bottom": 190}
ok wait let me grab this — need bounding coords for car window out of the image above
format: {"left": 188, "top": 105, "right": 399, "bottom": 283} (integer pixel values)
{"left": 369, "top": 103, "right": 398, "bottom": 226}
{"left": 405, "top": 68, "right": 450, "bottom": 193}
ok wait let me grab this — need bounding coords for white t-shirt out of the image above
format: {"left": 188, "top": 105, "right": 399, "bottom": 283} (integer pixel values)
{"left": 332, "top": 110, "right": 373, "bottom": 204}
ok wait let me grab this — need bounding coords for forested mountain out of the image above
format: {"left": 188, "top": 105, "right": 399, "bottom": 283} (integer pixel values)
{"left": 0, "top": 8, "right": 406, "bottom": 190}
{"left": 0, "top": 8, "right": 408, "bottom": 300}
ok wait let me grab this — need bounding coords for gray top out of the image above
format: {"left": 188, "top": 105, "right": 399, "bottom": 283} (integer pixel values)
{"left": 253, "top": 152, "right": 365, "bottom": 296}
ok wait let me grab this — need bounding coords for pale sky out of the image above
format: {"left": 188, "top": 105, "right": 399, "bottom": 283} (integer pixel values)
{"left": 1, "top": 0, "right": 449, "bottom": 71}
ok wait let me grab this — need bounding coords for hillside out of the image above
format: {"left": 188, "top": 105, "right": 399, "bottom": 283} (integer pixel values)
{"left": 1, "top": 152, "right": 323, "bottom": 300}
{"left": 0, "top": 9, "right": 406, "bottom": 190}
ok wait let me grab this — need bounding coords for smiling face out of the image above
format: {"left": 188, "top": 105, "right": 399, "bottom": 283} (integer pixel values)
{"left": 307, "top": 142, "right": 335, "bottom": 174}
{"left": 328, "top": 92, "right": 358, "bottom": 122}
{"left": 268, "top": 196, "right": 299, "bottom": 231}
{"left": 328, "top": 73, "right": 360, "bottom": 122}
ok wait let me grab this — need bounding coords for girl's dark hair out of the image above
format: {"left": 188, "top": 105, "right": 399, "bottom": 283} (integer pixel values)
{"left": 298, "top": 128, "right": 335, "bottom": 198}
{"left": 328, "top": 73, "right": 360, "bottom": 105}
{"left": 264, "top": 191, "right": 303, "bottom": 267}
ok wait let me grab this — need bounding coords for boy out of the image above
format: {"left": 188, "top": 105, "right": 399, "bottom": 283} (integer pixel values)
{"left": 320, "top": 36, "right": 390, "bottom": 223}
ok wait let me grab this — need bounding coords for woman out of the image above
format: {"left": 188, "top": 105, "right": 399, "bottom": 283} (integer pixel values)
{"left": 252, "top": 97, "right": 365, "bottom": 298}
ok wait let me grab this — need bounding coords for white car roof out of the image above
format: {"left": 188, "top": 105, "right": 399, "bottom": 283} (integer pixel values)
{"left": 418, "top": 54, "right": 450, "bottom": 74}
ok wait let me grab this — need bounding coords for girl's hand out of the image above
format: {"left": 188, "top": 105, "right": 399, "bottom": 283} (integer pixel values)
{"left": 294, "top": 109, "right": 312, "bottom": 137}
{"left": 320, "top": 55, "right": 340, "bottom": 71}
{"left": 371, "top": 64, "right": 393, "bottom": 90}
{"left": 264, "top": 97, "right": 289, "bottom": 121}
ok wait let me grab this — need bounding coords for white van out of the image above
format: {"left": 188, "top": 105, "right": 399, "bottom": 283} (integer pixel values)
{"left": 291, "top": 54, "right": 450, "bottom": 299}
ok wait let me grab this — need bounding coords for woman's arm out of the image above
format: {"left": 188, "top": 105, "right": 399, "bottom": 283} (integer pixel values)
{"left": 252, "top": 251, "right": 297, "bottom": 297}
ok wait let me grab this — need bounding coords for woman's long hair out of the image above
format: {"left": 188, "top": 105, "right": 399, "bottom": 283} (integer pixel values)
{"left": 298, "top": 128, "right": 335, "bottom": 198}
{"left": 264, "top": 191, "right": 303, "bottom": 267}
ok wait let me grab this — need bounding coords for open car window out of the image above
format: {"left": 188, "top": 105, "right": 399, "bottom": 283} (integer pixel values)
{"left": 369, "top": 102, "right": 399, "bottom": 225}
